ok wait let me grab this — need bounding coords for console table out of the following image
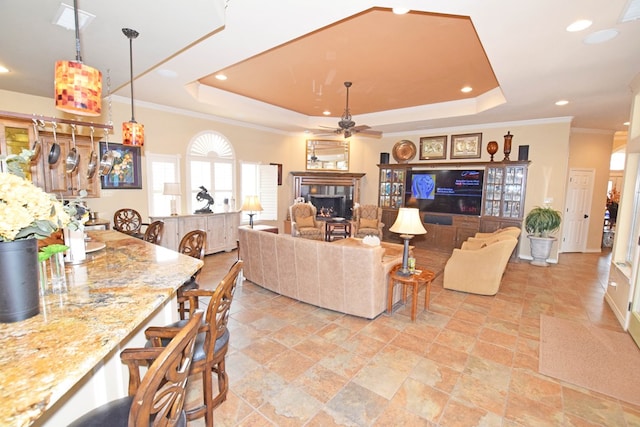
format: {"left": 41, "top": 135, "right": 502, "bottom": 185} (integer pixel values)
{"left": 150, "top": 211, "right": 240, "bottom": 255}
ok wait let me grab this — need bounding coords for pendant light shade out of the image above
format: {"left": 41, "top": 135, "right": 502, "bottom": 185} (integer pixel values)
{"left": 54, "top": 0, "right": 102, "bottom": 116}
{"left": 122, "top": 27, "right": 144, "bottom": 146}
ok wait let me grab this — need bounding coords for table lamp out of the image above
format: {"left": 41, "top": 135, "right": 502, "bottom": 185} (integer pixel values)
{"left": 241, "top": 195, "right": 263, "bottom": 228}
{"left": 389, "top": 208, "right": 427, "bottom": 276}
{"left": 163, "top": 183, "right": 181, "bottom": 216}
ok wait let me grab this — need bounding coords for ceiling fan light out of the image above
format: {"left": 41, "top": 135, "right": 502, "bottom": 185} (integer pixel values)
{"left": 122, "top": 121, "right": 144, "bottom": 146}
{"left": 54, "top": 60, "right": 102, "bottom": 116}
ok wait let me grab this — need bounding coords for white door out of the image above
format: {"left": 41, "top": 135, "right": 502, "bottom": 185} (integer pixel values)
{"left": 561, "top": 169, "right": 594, "bottom": 252}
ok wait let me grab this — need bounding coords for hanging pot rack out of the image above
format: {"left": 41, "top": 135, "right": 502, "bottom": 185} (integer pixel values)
{"left": 0, "top": 110, "right": 113, "bottom": 131}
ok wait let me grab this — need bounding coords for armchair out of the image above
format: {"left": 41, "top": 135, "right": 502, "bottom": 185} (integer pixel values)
{"left": 352, "top": 204, "right": 384, "bottom": 239}
{"left": 443, "top": 237, "right": 518, "bottom": 295}
{"left": 289, "top": 202, "right": 324, "bottom": 240}
{"left": 474, "top": 226, "right": 521, "bottom": 240}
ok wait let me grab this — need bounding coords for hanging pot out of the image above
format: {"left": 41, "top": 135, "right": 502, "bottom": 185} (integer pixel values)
{"left": 86, "top": 127, "right": 98, "bottom": 179}
{"left": 48, "top": 122, "right": 61, "bottom": 165}
{"left": 98, "top": 128, "right": 115, "bottom": 176}
{"left": 65, "top": 124, "right": 80, "bottom": 174}
{"left": 30, "top": 120, "right": 42, "bottom": 163}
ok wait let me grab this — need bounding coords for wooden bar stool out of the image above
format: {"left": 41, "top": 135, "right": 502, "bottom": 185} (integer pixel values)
{"left": 388, "top": 263, "right": 435, "bottom": 321}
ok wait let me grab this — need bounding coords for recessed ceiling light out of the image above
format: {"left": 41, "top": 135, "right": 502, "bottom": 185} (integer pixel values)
{"left": 0, "top": 65, "right": 9, "bottom": 73}
{"left": 555, "top": 100, "right": 569, "bottom": 106}
{"left": 566, "top": 19, "right": 592, "bottom": 32}
{"left": 53, "top": 3, "right": 95, "bottom": 31}
{"left": 392, "top": 7, "right": 410, "bottom": 15}
{"left": 323, "top": 110, "right": 331, "bottom": 116}
{"left": 156, "top": 69, "right": 178, "bottom": 78}
{"left": 624, "top": 121, "right": 630, "bottom": 126}
{"left": 583, "top": 29, "right": 619, "bottom": 44}
{"left": 215, "top": 73, "right": 227, "bottom": 81}
{"left": 461, "top": 86, "right": 473, "bottom": 93}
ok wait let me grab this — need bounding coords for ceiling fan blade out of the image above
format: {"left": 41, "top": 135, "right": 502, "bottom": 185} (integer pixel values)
{"left": 351, "top": 125, "right": 370, "bottom": 132}
{"left": 356, "top": 128, "right": 383, "bottom": 138}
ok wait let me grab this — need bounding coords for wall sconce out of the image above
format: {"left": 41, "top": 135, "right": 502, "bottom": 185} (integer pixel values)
{"left": 163, "top": 183, "right": 181, "bottom": 216}
{"left": 389, "top": 208, "right": 427, "bottom": 276}
{"left": 54, "top": 0, "right": 102, "bottom": 116}
{"left": 241, "top": 195, "right": 263, "bottom": 228}
{"left": 122, "top": 28, "right": 144, "bottom": 146}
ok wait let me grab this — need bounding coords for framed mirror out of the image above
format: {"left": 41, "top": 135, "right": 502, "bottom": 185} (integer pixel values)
{"left": 306, "top": 140, "right": 349, "bottom": 171}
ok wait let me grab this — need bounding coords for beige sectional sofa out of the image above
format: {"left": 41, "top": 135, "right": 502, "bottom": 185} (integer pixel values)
{"left": 237, "top": 227, "right": 403, "bottom": 319}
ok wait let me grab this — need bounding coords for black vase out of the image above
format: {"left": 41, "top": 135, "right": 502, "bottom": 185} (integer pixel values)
{"left": 0, "top": 239, "right": 40, "bottom": 323}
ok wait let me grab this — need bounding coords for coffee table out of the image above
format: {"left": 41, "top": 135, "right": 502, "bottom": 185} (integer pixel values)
{"left": 324, "top": 218, "right": 351, "bottom": 241}
{"left": 388, "top": 263, "right": 435, "bottom": 321}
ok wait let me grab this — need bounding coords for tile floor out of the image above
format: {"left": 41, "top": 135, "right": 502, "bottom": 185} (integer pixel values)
{"left": 186, "top": 246, "right": 640, "bottom": 426}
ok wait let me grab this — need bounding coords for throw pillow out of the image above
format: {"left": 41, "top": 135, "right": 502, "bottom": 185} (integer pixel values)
{"left": 296, "top": 215, "right": 315, "bottom": 228}
{"left": 360, "top": 218, "right": 378, "bottom": 229}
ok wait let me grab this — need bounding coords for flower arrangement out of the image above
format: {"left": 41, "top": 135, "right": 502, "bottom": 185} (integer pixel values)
{"left": 0, "top": 150, "right": 78, "bottom": 242}
{"left": 0, "top": 171, "right": 70, "bottom": 242}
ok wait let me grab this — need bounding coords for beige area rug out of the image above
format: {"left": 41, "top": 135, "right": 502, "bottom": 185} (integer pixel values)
{"left": 539, "top": 315, "right": 640, "bottom": 406}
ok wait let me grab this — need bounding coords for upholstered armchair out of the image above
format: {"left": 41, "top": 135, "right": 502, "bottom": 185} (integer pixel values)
{"left": 443, "top": 237, "right": 518, "bottom": 295}
{"left": 473, "top": 226, "right": 521, "bottom": 240}
{"left": 352, "top": 204, "right": 384, "bottom": 239}
{"left": 290, "top": 203, "right": 324, "bottom": 240}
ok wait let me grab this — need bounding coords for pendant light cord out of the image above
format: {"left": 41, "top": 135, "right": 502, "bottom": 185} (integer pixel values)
{"left": 123, "top": 28, "right": 139, "bottom": 122}
{"left": 73, "top": 0, "right": 82, "bottom": 62}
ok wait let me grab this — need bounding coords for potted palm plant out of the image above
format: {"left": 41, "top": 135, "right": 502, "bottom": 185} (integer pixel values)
{"left": 525, "top": 206, "right": 562, "bottom": 266}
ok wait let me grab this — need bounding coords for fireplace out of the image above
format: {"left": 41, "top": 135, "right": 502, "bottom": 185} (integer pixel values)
{"left": 291, "top": 171, "right": 365, "bottom": 220}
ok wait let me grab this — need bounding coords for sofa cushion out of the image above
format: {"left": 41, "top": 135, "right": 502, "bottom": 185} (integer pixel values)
{"left": 296, "top": 215, "right": 315, "bottom": 228}
{"left": 360, "top": 218, "right": 378, "bottom": 229}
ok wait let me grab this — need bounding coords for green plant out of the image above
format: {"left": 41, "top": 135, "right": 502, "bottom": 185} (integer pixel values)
{"left": 525, "top": 206, "right": 562, "bottom": 237}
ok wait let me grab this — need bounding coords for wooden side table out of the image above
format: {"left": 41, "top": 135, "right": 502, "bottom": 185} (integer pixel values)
{"left": 324, "top": 219, "right": 351, "bottom": 241}
{"left": 387, "top": 263, "right": 435, "bottom": 321}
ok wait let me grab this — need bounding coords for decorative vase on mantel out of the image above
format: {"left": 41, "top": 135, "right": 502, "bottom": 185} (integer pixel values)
{"left": 0, "top": 239, "right": 40, "bottom": 323}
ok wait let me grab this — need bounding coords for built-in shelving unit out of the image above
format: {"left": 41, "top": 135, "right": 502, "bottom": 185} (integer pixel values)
{"left": 378, "top": 160, "right": 529, "bottom": 252}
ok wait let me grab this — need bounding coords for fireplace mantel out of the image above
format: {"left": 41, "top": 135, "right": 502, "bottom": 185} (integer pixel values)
{"left": 289, "top": 171, "right": 366, "bottom": 224}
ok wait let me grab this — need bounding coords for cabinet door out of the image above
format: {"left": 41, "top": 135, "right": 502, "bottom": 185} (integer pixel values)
{"left": 178, "top": 216, "right": 207, "bottom": 251}
{"left": 0, "top": 120, "right": 43, "bottom": 186}
{"left": 225, "top": 212, "right": 240, "bottom": 251}
{"left": 205, "top": 215, "right": 226, "bottom": 254}
{"left": 150, "top": 217, "right": 179, "bottom": 251}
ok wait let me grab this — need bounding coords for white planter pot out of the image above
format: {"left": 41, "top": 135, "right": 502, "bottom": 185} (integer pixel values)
{"left": 528, "top": 235, "right": 556, "bottom": 266}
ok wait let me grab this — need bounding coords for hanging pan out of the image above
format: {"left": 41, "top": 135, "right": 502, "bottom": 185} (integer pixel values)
{"left": 86, "top": 127, "right": 98, "bottom": 179}
{"left": 65, "top": 124, "right": 80, "bottom": 174}
{"left": 98, "top": 128, "right": 114, "bottom": 176}
{"left": 30, "top": 119, "right": 42, "bottom": 163}
{"left": 48, "top": 122, "right": 61, "bottom": 165}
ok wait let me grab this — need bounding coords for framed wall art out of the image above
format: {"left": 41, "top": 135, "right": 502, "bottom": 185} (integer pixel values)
{"left": 450, "top": 133, "right": 482, "bottom": 159}
{"left": 99, "top": 142, "right": 142, "bottom": 189}
{"left": 419, "top": 135, "right": 447, "bottom": 160}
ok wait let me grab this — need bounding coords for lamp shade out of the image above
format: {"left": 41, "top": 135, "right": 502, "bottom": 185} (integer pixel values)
{"left": 123, "top": 121, "right": 144, "bottom": 146}
{"left": 54, "top": 60, "right": 102, "bottom": 116}
{"left": 163, "top": 182, "right": 181, "bottom": 196}
{"left": 241, "top": 195, "right": 263, "bottom": 212}
{"left": 389, "top": 208, "right": 426, "bottom": 235}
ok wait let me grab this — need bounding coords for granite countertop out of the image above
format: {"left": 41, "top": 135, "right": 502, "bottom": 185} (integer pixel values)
{"left": 0, "top": 230, "right": 203, "bottom": 427}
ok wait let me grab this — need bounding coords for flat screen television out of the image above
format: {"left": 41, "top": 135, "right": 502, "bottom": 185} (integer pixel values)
{"left": 405, "top": 169, "right": 484, "bottom": 216}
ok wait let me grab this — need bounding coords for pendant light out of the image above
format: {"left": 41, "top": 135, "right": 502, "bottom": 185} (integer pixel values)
{"left": 122, "top": 28, "right": 144, "bottom": 146}
{"left": 54, "top": 0, "right": 102, "bottom": 116}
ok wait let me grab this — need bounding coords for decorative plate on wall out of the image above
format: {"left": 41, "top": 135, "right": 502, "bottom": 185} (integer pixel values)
{"left": 392, "top": 140, "right": 417, "bottom": 163}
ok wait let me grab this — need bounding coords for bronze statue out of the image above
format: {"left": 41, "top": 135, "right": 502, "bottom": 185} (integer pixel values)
{"left": 195, "top": 186, "right": 214, "bottom": 213}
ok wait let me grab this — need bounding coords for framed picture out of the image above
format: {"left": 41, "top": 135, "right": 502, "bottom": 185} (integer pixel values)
{"left": 450, "top": 133, "right": 482, "bottom": 159}
{"left": 419, "top": 135, "right": 447, "bottom": 160}
{"left": 99, "top": 142, "right": 142, "bottom": 189}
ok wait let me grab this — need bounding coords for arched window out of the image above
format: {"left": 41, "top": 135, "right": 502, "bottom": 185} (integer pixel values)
{"left": 187, "top": 131, "right": 236, "bottom": 212}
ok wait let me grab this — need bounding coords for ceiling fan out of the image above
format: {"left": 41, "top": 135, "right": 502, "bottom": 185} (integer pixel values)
{"left": 313, "top": 81, "right": 382, "bottom": 139}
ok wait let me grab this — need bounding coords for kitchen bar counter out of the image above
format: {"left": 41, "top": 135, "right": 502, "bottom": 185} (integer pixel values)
{"left": 0, "top": 230, "right": 203, "bottom": 427}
